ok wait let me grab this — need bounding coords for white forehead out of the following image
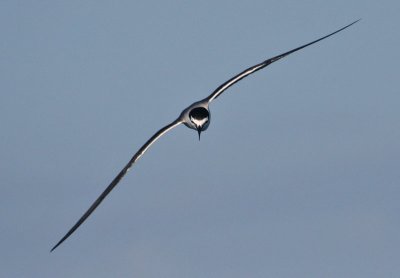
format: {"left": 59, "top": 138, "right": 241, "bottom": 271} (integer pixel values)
{"left": 190, "top": 117, "right": 208, "bottom": 126}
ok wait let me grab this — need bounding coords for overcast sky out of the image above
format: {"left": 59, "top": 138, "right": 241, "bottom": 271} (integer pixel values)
{"left": 1, "top": 1, "right": 399, "bottom": 277}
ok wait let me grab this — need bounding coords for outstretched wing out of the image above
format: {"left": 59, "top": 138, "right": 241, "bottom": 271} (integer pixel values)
{"left": 206, "top": 19, "right": 360, "bottom": 103}
{"left": 51, "top": 119, "right": 182, "bottom": 252}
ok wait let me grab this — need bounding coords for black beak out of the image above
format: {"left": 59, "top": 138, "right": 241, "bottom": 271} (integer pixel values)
{"left": 197, "top": 127, "right": 201, "bottom": 141}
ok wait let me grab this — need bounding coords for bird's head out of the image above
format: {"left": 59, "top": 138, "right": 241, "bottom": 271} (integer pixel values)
{"left": 189, "top": 107, "right": 210, "bottom": 140}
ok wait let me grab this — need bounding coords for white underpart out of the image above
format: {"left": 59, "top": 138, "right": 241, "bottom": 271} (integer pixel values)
{"left": 191, "top": 117, "right": 208, "bottom": 128}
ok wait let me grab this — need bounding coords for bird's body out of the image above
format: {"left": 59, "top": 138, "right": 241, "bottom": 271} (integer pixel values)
{"left": 181, "top": 100, "right": 210, "bottom": 139}
{"left": 51, "top": 20, "right": 360, "bottom": 252}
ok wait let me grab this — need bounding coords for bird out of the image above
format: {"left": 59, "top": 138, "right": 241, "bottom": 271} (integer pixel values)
{"left": 51, "top": 19, "right": 359, "bottom": 252}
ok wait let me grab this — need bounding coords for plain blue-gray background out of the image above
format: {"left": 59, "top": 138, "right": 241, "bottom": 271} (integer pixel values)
{"left": 1, "top": 1, "right": 399, "bottom": 277}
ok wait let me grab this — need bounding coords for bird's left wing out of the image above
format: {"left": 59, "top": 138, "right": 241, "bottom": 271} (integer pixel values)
{"left": 51, "top": 118, "right": 182, "bottom": 252}
{"left": 205, "top": 19, "right": 360, "bottom": 103}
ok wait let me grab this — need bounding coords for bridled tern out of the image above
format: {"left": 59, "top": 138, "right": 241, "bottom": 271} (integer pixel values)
{"left": 51, "top": 20, "right": 359, "bottom": 252}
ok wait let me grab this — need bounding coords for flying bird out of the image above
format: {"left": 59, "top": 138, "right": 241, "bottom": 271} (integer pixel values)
{"left": 51, "top": 20, "right": 359, "bottom": 252}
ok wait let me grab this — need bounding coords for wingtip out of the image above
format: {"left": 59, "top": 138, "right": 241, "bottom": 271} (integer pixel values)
{"left": 347, "top": 18, "right": 361, "bottom": 27}
{"left": 50, "top": 243, "right": 59, "bottom": 253}
{"left": 50, "top": 236, "right": 67, "bottom": 253}
{"left": 340, "top": 19, "right": 361, "bottom": 31}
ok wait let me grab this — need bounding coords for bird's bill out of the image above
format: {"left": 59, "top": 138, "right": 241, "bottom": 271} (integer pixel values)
{"left": 197, "top": 127, "right": 201, "bottom": 140}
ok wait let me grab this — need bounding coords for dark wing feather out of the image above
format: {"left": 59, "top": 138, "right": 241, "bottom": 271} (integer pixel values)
{"left": 206, "top": 19, "right": 360, "bottom": 102}
{"left": 51, "top": 119, "right": 182, "bottom": 252}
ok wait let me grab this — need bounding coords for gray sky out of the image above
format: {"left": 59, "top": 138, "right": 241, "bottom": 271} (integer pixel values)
{"left": 1, "top": 1, "right": 399, "bottom": 277}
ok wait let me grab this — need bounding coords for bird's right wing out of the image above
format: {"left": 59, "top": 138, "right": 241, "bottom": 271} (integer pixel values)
{"left": 205, "top": 19, "right": 360, "bottom": 103}
{"left": 51, "top": 118, "right": 182, "bottom": 252}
